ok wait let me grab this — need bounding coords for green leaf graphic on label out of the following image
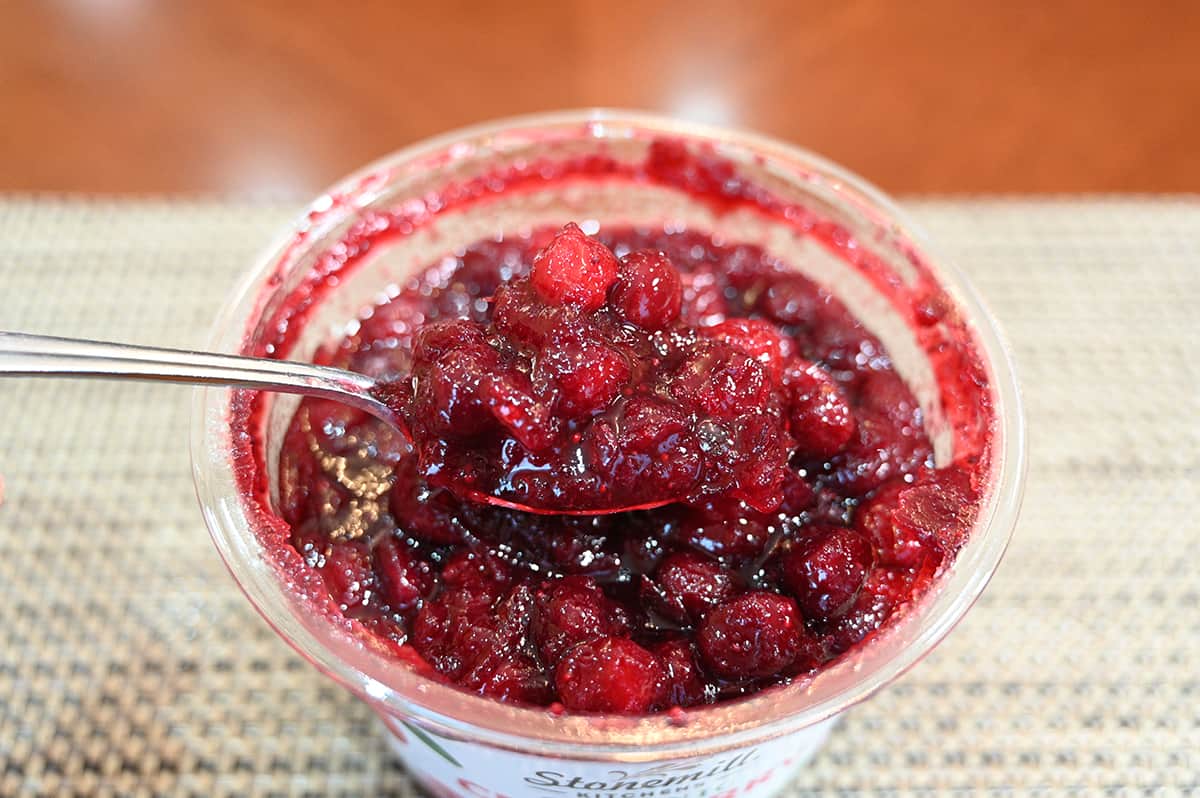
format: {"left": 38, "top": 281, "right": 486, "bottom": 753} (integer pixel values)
{"left": 401, "top": 721, "right": 462, "bottom": 769}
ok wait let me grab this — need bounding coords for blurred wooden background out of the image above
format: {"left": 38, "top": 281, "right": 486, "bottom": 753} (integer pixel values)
{"left": 2, "top": 1, "right": 1197, "bottom": 196}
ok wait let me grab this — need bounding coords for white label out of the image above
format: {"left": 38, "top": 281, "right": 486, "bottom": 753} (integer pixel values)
{"left": 378, "top": 713, "right": 836, "bottom": 798}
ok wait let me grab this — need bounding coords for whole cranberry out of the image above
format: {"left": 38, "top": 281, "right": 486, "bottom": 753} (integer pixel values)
{"left": 410, "top": 345, "right": 501, "bottom": 437}
{"left": 696, "top": 591, "right": 810, "bottom": 680}
{"left": 531, "top": 576, "right": 630, "bottom": 664}
{"left": 706, "top": 318, "right": 789, "bottom": 382}
{"left": 320, "top": 541, "right": 375, "bottom": 611}
{"left": 781, "top": 359, "right": 855, "bottom": 458}
{"left": 585, "top": 398, "right": 702, "bottom": 499}
{"left": 827, "top": 407, "right": 933, "bottom": 496}
{"left": 491, "top": 279, "right": 563, "bottom": 346}
{"left": 477, "top": 658, "right": 554, "bottom": 706}
{"left": 371, "top": 534, "right": 433, "bottom": 612}
{"left": 411, "top": 318, "right": 488, "bottom": 362}
{"left": 411, "top": 586, "right": 492, "bottom": 679}
{"left": 779, "top": 526, "right": 875, "bottom": 621}
{"left": 483, "top": 369, "right": 559, "bottom": 453}
{"left": 670, "top": 341, "right": 772, "bottom": 421}
{"left": 652, "top": 639, "right": 711, "bottom": 708}
{"left": 818, "top": 565, "right": 911, "bottom": 655}
{"left": 461, "top": 586, "right": 551, "bottom": 703}
{"left": 854, "top": 468, "right": 975, "bottom": 568}
{"left": 856, "top": 369, "right": 923, "bottom": 430}
{"left": 530, "top": 223, "right": 619, "bottom": 312}
{"left": 388, "top": 460, "right": 467, "bottom": 545}
{"left": 723, "top": 413, "right": 794, "bottom": 514}
{"left": 413, "top": 582, "right": 535, "bottom": 691}
{"left": 655, "top": 551, "right": 740, "bottom": 625}
{"left": 777, "top": 469, "right": 817, "bottom": 516}
{"left": 853, "top": 478, "right": 929, "bottom": 567}
{"left": 893, "top": 467, "right": 977, "bottom": 557}
{"left": 536, "top": 338, "right": 632, "bottom": 418}
{"left": 826, "top": 369, "right": 933, "bottom": 494}
{"left": 554, "top": 637, "right": 665, "bottom": 714}
{"left": 439, "top": 549, "right": 512, "bottom": 596}
{"left": 610, "top": 250, "right": 683, "bottom": 330}
{"left": 679, "top": 269, "right": 730, "bottom": 327}
{"left": 676, "top": 502, "right": 773, "bottom": 565}
{"left": 754, "top": 272, "right": 824, "bottom": 327}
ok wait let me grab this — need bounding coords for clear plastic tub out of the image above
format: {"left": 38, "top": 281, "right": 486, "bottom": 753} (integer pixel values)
{"left": 192, "top": 110, "right": 1025, "bottom": 798}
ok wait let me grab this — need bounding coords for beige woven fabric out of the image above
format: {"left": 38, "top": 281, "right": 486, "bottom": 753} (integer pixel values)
{"left": 0, "top": 198, "right": 1197, "bottom": 797}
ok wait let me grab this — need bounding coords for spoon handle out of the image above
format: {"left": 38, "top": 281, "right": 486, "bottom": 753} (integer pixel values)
{"left": 0, "top": 330, "right": 385, "bottom": 414}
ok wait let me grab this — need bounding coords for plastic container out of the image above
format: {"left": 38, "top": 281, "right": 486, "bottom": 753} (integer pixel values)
{"left": 192, "top": 110, "right": 1025, "bottom": 798}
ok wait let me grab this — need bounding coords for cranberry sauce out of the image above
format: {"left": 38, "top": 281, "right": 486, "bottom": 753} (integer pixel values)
{"left": 375, "top": 223, "right": 800, "bottom": 514}
{"left": 275, "top": 223, "right": 979, "bottom": 714}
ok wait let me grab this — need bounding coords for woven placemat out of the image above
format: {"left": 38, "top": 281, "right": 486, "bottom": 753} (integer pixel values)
{"left": 1, "top": 198, "right": 1197, "bottom": 797}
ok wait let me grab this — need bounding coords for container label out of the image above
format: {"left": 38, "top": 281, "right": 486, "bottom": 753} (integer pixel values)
{"left": 378, "top": 713, "right": 836, "bottom": 798}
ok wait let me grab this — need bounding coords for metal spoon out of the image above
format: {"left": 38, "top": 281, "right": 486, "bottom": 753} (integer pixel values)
{"left": 0, "top": 331, "right": 670, "bottom": 516}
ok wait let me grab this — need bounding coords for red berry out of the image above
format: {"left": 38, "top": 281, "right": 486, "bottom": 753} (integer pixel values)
{"left": 610, "top": 250, "right": 683, "bottom": 330}
{"left": 410, "top": 599, "right": 461, "bottom": 676}
{"left": 678, "top": 269, "right": 730, "bottom": 327}
{"left": 854, "top": 468, "right": 976, "bottom": 567}
{"left": 809, "top": 310, "right": 879, "bottom": 386}
{"left": 412, "top": 582, "right": 535, "bottom": 691}
{"left": 371, "top": 535, "right": 433, "bottom": 612}
{"left": 754, "top": 273, "right": 825, "bottom": 327}
{"left": 281, "top": 221, "right": 970, "bottom": 712}
{"left": 411, "top": 319, "right": 488, "bottom": 362}
{"left": 781, "top": 359, "right": 855, "bottom": 458}
{"left": 723, "top": 413, "right": 794, "bottom": 514}
{"left": 388, "top": 459, "right": 467, "bottom": 545}
{"left": 697, "top": 591, "right": 812, "bottom": 680}
{"left": 655, "top": 551, "right": 740, "bottom": 625}
{"left": 706, "top": 318, "right": 789, "bottom": 382}
{"left": 483, "top": 369, "right": 559, "bottom": 453}
{"left": 439, "top": 549, "right": 512, "bottom": 595}
{"left": 535, "top": 338, "right": 632, "bottom": 418}
{"left": 830, "top": 408, "right": 931, "bottom": 494}
{"left": 645, "top": 138, "right": 741, "bottom": 201}
{"left": 477, "top": 658, "right": 554, "bottom": 705}
{"left": 410, "top": 345, "right": 502, "bottom": 437}
{"left": 585, "top": 398, "right": 702, "bottom": 500}
{"left": 818, "top": 566, "right": 912, "bottom": 655}
{"left": 670, "top": 341, "right": 771, "bottom": 420}
{"left": 541, "top": 518, "right": 624, "bottom": 575}
{"left": 652, "top": 639, "right": 710, "bottom": 708}
{"left": 531, "top": 576, "right": 630, "bottom": 664}
{"left": 370, "top": 378, "right": 413, "bottom": 423}
{"left": 856, "top": 369, "right": 923, "bottom": 430}
{"left": 677, "top": 503, "right": 773, "bottom": 565}
{"left": 777, "top": 469, "right": 817, "bottom": 515}
{"left": 320, "top": 541, "right": 375, "bottom": 610}
{"left": 530, "top": 223, "right": 619, "bottom": 311}
{"left": 554, "top": 637, "right": 665, "bottom": 714}
{"left": 827, "top": 390, "right": 933, "bottom": 496}
{"left": 854, "top": 478, "right": 932, "bottom": 568}
{"left": 894, "top": 467, "right": 977, "bottom": 557}
{"left": 491, "top": 279, "right": 563, "bottom": 346}
{"left": 779, "top": 526, "right": 874, "bottom": 621}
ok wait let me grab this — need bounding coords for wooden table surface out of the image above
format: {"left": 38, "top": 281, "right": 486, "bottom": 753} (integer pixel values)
{"left": 2, "top": 1, "right": 1197, "bottom": 196}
